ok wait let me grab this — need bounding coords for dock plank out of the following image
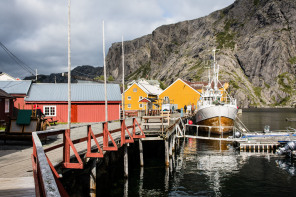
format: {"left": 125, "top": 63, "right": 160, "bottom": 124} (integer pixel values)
{"left": 0, "top": 177, "right": 35, "bottom": 197}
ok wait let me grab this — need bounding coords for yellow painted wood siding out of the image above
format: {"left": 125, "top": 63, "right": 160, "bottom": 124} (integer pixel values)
{"left": 159, "top": 79, "right": 201, "bottom": 109}
{"left": 124, "top": 83, "right": 147, "bottom": 110}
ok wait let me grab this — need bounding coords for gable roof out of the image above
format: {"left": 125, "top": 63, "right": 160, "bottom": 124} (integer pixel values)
{"left": 160, "top": 78, "right": 201, "bottom": 95}
{"left": 126, "top": 79, "right": 162, "bottom": 95}
{"left": 0, "top": 89, "right": 13, "bottom": 98}
{"left": 0, "top": 80, "right": 32, "bottom": 95}
{"left": 25, "top": 83, "right": 122, "bottom": 102}
{"left": 0, "top": 72, "right": 17, "bottom": 81}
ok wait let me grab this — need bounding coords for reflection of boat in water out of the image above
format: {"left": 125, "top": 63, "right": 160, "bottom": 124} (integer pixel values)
{"left": 276, "top": 159, "right": 296, "bottom": 176}
{"left": 196, "top": 49, "right": 238, "bottom": 134}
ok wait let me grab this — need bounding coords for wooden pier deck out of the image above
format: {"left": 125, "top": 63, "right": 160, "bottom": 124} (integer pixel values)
{"left": 0, "top": 118, "right": 141, "bottom": 196}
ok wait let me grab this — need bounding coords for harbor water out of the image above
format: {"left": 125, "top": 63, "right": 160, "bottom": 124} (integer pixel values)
{"left": 96, "top": 109, "right": 296, "bottom": 196}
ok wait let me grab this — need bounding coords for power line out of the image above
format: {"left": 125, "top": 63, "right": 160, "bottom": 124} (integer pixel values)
{"left": 0, "top": 42, "right": 35, "bottom": 76}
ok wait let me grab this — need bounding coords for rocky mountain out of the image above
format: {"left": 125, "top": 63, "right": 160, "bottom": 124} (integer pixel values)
{"left": 24, "top": 65, "right": 104, "bottom": 83}
{"left": 106, "top": 0, "right": 296, "bottom": 108}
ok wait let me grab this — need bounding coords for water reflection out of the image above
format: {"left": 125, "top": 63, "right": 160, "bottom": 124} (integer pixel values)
{"left": 276, "top": 158, "right": 296, "bottom": 176}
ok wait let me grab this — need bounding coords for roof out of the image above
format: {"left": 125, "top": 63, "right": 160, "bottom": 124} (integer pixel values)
{"left": 0, "top": 80, "right": 32, "bottom": 95}
{"left": 25, "top": 83, "right": 122, "bottom": 102}
{"left": 139, "top": 97, "right": 157, "bottom": 103}
{"left": 125, "top": 79, "right": 163, "bottom": 96}
{"left": 183, "top": 80, "right": 226, "bottom": 90}
{"left": 0, "top": 89, "right": 13, "bottom": 98}
{"left": 0, "top": 72, "right": 17, "bottom": 81}
{"left": 160, "top": 78, "right": 201, "bottom": 95}
{"left": 137, "top": 80, "right": 163, "bottom": 95}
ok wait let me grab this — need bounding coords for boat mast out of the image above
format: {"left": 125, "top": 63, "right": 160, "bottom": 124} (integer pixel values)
{"left": 67, "top": 0, "right": 71, "bottom": 129}
{"left": 122, "top": 36, "right": 125, "bottom": 119}
{"left": 103, "top": 21, "right": 108, "bottom": 122}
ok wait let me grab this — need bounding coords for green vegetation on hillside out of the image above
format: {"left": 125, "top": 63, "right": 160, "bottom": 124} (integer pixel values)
{"left": 126, "top": 61, "right": 151, "bottom": 80}
{"left": 288, "top": 56, "right": 296, "bottom": 64}
{"left": 216, "top": 20, "right": 237, "bottom": 49}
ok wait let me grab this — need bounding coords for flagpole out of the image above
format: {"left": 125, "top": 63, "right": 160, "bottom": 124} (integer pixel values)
{"left": 67, "top": 0, "right": 71, "bottom": 129}
{"left": 122, "top": 36, "right": 125, "bottom": 119}
{"left": 103, "top": 21, "right": 108, "bottom": 122}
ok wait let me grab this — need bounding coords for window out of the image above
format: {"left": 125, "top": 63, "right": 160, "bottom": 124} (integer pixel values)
{"left": 128, "top": 96, "right": 131, "bottom": 100}
{"left": 139, "top": 104, "right": 143, "bottom": 108}
{"left": 128, "top": 104, "right": 131, "bottom": 108}
{"left": 139, "top": 96, "right": 143, "bottom": 101}
{"left": 164, "top": 96, "right": 170, "bottom": 104}
{"left": 133, "top": 88, "right": 137, "bottom": 92}
{"left": 44, "top": 106, "right": 56, "bottom": 116}
{"left": 4, "top": 99, "right": 9, "bottom": 113}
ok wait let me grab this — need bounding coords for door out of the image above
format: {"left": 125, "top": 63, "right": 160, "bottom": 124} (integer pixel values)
{"left": 71, "top": 104, "right": 77, "bottom": 123}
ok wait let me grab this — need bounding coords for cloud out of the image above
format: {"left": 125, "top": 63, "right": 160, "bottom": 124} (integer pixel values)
{"left": 0, "top": 0, "right": 234, "bottom": 79}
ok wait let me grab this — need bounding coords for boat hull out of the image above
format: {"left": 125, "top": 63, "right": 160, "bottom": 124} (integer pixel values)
{"left": 195, "top": 105, "right": 238, "bottom": 134}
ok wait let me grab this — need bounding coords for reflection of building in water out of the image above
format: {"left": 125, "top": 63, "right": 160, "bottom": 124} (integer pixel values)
{"left": 175, "top": 138, "right": 247, "bottom": 196}
{"left": 276, "top": 159, "right": 296, "bottom": 176}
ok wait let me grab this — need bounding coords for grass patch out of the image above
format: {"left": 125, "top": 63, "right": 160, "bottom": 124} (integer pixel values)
{"left": 229, "top": 80, "right": 239, "bottom": 89}
{"left": 159, "top": 80, "right": 168, "bottom": 90}
{"left": 288, "top": 56, "right": 296, "bottom": 65}
{"left": 264, "top": 83, "right": 270, "bottom": 89}
{"left": 278, "top": 72, "right": 293, "bottom": 93}
{"left": 253, "top": 86, "right": 262, "bottom": 98}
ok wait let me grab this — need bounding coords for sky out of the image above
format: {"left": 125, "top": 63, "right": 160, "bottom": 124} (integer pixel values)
{"left": 0, "top": 0, "right": 235, "bottom": 79}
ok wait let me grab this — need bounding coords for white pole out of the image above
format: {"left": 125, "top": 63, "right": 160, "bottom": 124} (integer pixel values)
{"left": 35, "top": 69, "right": 38, "bottom": 81}
{"left": 122, "top": 36, "right": 125, "bottom": 119}
{"left": 67, "top": 0, "right": 71, "bottom": 129}
{"left": 103, "top": 21, "right": 108, "bottom": 122}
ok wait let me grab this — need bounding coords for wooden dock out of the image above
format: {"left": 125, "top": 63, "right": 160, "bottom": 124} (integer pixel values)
{"left": 0, "top": 118, "right": 141, "bottom": 196}
{"left": 0, "top": 177, "right": 35, "bottom": 197}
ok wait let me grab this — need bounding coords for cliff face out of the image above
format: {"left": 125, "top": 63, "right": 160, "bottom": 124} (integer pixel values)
{"left": 106, "top": 0, "right": 296, "bottom": 108}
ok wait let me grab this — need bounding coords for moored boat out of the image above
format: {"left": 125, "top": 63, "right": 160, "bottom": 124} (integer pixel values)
{"left": 195, "top": 49, "right": 238, "bottom": 134}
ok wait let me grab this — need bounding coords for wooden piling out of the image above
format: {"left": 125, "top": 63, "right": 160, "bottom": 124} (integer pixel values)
{"left": 139, "top": 139, "right": 144, "bottom": 167}
{"left": 169, "top": 137, "right": 173, "bottom": 157}
{"left": 90, "top": 158, "right": 97, "bottom": 197}
{"left": 124, "top": 144, "right": 128, "bottom": 178}
{"left": 165, "top": 139, "right": 169, "bottom": 166}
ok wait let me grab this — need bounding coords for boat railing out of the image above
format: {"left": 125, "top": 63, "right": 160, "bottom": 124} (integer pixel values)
{"left": 178, "top": 123, "right": 244, "bottom": 141}
{"left": 197, "top": 96, "right": 237, "bottom": 107}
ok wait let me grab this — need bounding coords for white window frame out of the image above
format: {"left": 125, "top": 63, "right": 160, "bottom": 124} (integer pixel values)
{"left": 139, "top": 104, "right": 143, "bottom": 108}
{"left": 4, "top": 99, "right": 9, "bottom": 113}
{"left": 133, "top": 88, "right": 137, "bottom": 92}
{"left": 43, "top": 106, "right": 56, "bottom": 116}
{"left": 139, "top": 96, "right": 143, "bottom": 101}
{"left": 128, "top": 104, "right": 131, "bottom": 108}
{"left": 128, "top": 96, "right": 131, "bottom": 100}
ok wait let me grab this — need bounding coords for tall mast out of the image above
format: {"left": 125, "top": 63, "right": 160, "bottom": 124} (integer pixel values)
{"left": 122, "top": 36, "right": 125, "bottom": 119}
{"left": 103, "top": 21, "right": 108, "bottom": 122}
{"left": 67, "top": 0, "right": 71, "bottom": 129}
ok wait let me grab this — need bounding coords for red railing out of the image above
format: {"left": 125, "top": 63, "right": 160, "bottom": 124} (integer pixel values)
{"left": 31, "top": 118, "right": 145, "bottom": 196}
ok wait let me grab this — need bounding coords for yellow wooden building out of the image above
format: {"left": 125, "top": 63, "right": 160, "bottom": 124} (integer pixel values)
{"left": 159, "top": 78, "right": 229, "bottom": 110}
{"left": 158, "top": 78, "right": 201, "bottom": 110}
{"left": 123, "top": 80, "right": 162, "bottom": 111}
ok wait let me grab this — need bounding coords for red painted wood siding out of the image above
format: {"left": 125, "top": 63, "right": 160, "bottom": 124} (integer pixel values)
{"left": 22, "top": 102, "right": 120, "bottom": 123}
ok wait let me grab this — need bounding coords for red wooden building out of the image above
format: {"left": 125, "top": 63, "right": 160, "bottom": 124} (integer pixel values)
{"left": 0, "top": 80, "right": 32, "bottom": 115}
{"left": 0, "top": 89, "right": 13, "bottom": 123}
{"left": 24, "top": 83, "right": 121, "bottom": 123}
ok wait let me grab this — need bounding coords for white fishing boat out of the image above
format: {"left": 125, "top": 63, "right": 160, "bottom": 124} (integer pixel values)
{"left": 195, "top": 49, "right": 238, "bottom": 134}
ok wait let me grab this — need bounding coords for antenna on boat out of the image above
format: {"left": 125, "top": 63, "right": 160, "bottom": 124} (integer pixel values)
{"left": 67, "top": 0, "right": 71, "bottom": 129}
{"left": 122, "top": 36, "right": 125, "bottom": 119}
{"left": 103, "top": 21, "right": 108, "bottom": 122}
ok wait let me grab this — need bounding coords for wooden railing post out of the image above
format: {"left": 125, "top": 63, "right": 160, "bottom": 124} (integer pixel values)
{"left": 63, "top": 129, "right": 70, "bottom": 165}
